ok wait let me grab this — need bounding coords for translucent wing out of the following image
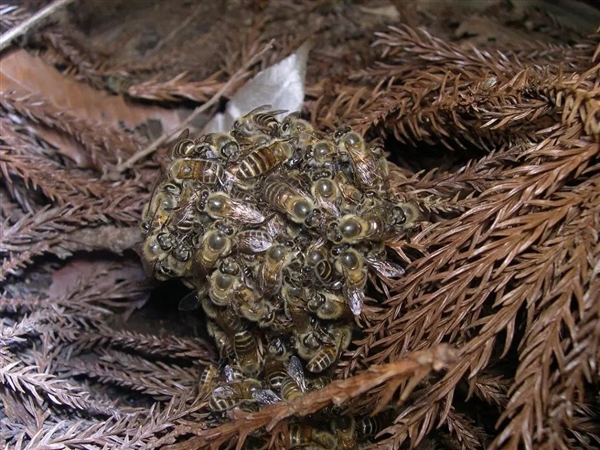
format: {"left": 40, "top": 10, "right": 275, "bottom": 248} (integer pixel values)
{"left": 287, "top": 356, "right": 307, "bottom": 392}
{"left": 252, "top": 389, "right": 282, "bottom": 405}
{"left": 365, "top": 257, "right": 405, "bottom": 279}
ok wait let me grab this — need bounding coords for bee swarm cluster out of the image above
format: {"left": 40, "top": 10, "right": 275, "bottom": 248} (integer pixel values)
{"left": 139, "top": 106, "right": 418, "bottom": 447}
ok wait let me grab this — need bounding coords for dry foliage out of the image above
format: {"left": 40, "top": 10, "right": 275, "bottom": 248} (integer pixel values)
{"left": 1, "top": 0, "right": 599, "bottom": 449}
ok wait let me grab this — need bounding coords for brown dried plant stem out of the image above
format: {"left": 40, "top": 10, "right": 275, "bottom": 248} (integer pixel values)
{"left": 164, "top": 345, "right": 456, "bottom": 450}
{"left": 116, "top": 40, "right": 275, "bottom": 172}
{"left": 0, "top": 0, "right": 77, "bottom": 53}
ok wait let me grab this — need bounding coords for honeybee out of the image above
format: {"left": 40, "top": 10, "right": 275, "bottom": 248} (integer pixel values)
{"left": 262, "top": 176, "right": 314, "bottom": 224}
{"left": 138, "top": 233, "right": 168, "bottom": 278}
{"left": 335, "top": 249, "right": 367, "bottom": 316}
{"left": 336, "top": 128, "right": 386, "bottom": 191}
{"left": 258, "top": 245, "right": 292, "bottom": 297}
{"left": 208, "top": 378, "right": 263, "bottom": 412}
{"left": 306, "top": 323, "right": 352, "bottom": 373}
{"left": 281, "top": 283, "right": 311, "bottom": 334}
{"left": 264, "top": 338, "right": 290, "bottom": 390}
{"left": 195, "top": 132, "right": 240, "bottom": 161}
{"left": 237, "top": 132, "right": 273, "bottom": 153}
{"left": 206, "top": 320, "right": 233, "bottom": 358}
{"left": 233, "top": 330, "right": 261, "bottom": 376}
{"left": 286, "top": 356, "right": 307, "bottom": 391}
{"left": 278, "top": 114, "right": 318, "bottom": 148}
{"left": 311, "top": 177, "right": 342, "bottom": 217}
{"left": 232, "top": 105, "right": 285, "bottom": 139}
{"left": 235, "top": 229, "right": 273, "bottom": 254}
{"left": 233, "top": 140, "right": 294, "bottom": 180}
{"left": 208, "top": 268, "right": 240, "bottom": 306}
{"left": 199, "top": 364, "right": 219, "bottom": 398}
{"left": 307, "top": 291, "right": 351, "bottom": 320}
{"left": 141, "top": 185, "right": 180, "bottom": 233}
{"left": 295, "top": 328, "right": 322, "bottom": 362}
{"left": 356, "top": 411, "right": 394, "bottom": 439}
{"left": 236, "top": 286, "right": 273, "bottom": 323}
{"left": 334, "top": 171, "right": 364, "bottom": 208}
{"left": 203, "top": 191, "right": 265, "bottom": 224}
{"left": 307, "top": 140, "right": 338, "bottom": 167}
{"left": 192, "top": 230, "right": 232, "bottom": 273}
{"left": 392, "top": 201, "right": 421, "bottom": 229}
{"left": 287, "top": 424, "right": 337, "bottom": 449}
{"left": 167, "top": 129, "right": 194, "bottom": 159}
{"left": 167, "top": 158, "right": 225, "bottom": 186}
{"left": 331, "top": 416, "right": 357, "bottom": 450}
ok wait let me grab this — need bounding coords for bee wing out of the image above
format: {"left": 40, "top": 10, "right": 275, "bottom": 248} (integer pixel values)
{"left": 223, "top": 365, "right": 237, "bottom": 383}
{"left": 365, "top": 257, "right": 405, "bottom": 279}
{"left": 252, "top": 389, "right": 281, "bottom": 405}
{"left": 178, "top": 291, "right": 200, "bottom": 311}
{"left": 237, "top": 231, "right": 273, "bottom": 254}
{"left": 287, "top": 356, "right": 307, "bottom": 392}
{"left": 347, "top": 289, "right": 363, "bottom": 316}
{"left": 212, "top": 385, "right": 236, "bottom": 399}
{"left": 230, "top": 199, "right": 266, "bottom": 224}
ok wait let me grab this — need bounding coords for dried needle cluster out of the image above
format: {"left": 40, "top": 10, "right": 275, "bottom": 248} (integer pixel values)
{"left": 138, "top": 106, "right": 418, "bottom": 446}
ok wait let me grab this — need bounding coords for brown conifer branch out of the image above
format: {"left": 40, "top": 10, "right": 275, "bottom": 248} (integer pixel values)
{"left": 165, "top": 345, "right": 456, "bottom": 450}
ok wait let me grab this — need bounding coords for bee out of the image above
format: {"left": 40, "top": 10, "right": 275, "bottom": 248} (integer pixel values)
{"left": 141, "top": 186, "right": 180, "bottom": 233}
{"left": 258, "top": 245, "right": 292, "bottom": 297}
{"left": 167, "top": 129, "right": 194, "bottom": 159}
{"left": 234, "top": 140, "right": 294, "bottom": 180}
{"left": 203, "top": 191, "right": 265, "bottom": 224}
{"left": 195, "top": 132, "right": 240, "bottom": 161}
{"left": 278, "top": 114, "right": 317, "bottom": 148}
{"left": 262, "top": 176, "right": 314, "bottom": 224}
{"left": 306, "top": 323, "right": 352, "bottom": 373}
{"left": 264, "top": 338, "right": 290, "bottom": 390}
{"left": 306, "top": 344, "right": 337, "bottom": 374}
{"left": 281, "top": 283, "right": 311, "bottom": 334}
{"left": 235, "top": 229, "right": 273, "bottom": 254}
{"left": 356, "top": 411, "right": 394, "bottom": 439}
{"left": 307, "top": 140, "right": 337, "bottom": 167}
{"left": 208, "top": 268, "right": 240, "bottom": 306}
{"left": 206, "top": 320, "right": 233, "bottom": 358}
{"left": 335, "top": 249, "right": 368, "bottom": 316}
{"left": 237, "top": 132, "right": 273, "bottom": 153}
{"left": 232, "top": 105, "right": 285, "bottom": 139}
{"left": 236, "top": 286, "right": 273, "bottom": 323}
{"left": 233, "top": 330, "right": 261, "bottom": 376}
{"left": 295, "top": 328, "right": 322, "bottom": 362}
{"left": 138, "top": 233, "right": 167, "bottom": 278}
{"left": 167, "top": 158, "right": 225, "bottom": 186}
{"left": 331, "top": 416, "right": 357, "bottom": 450}
{"left": 311, "top": 177, "right": 342, "bottom": 217}
{"left": 307, "top": 291, "right": 351, "bottom": 320}
{"left": 280, "top": 355, "right": 307, "bottom": 401}
{"left": 336, "top": 129, "right": 387, "bottom": 191}
{"left": 287, "top": 424, "right": 337, "bottom": 449}
{"left": 334, "top": 171, "right": 364, "bottom": 209}
{"left": 192, "top": 230, "right": 232, "bottom": 273}
{"left": 208, "top": 378, "right": 263, "bottom": 412}
{"left": 199, "top": 364, "right": 219, "bottom": 398}
{"left": 392, "top": 201, "right": 421, "bottom": 229}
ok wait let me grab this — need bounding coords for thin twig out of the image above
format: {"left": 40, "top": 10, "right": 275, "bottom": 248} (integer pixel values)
{"left": 147, "top": 3, "right": 204, "bottom": 56}
{"left": 0, "top": 0, "right": 77, "bottom": 53}
{"left": 116, "top": 40, "right": 275, "bottom": 172}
